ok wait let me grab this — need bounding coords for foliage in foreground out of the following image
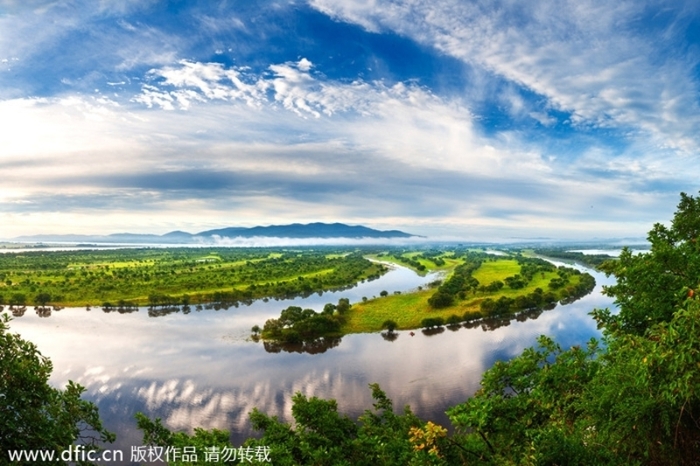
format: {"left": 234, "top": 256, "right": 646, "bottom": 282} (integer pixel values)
{"left": 449, "top": 299, "right": 700, "bottom": 464}
{"left": 0, "top": 313, "right": 114, "bottom": 465}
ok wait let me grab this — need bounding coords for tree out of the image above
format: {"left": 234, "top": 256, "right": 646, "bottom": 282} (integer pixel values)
{"left": 9, "top": 292, "right": 26, "bottom": 307}
{"left": 446, "top": 192, "right": 700, "bottom": 464}
{"left": 421, "top": 317, "right": 445, "bottom": 329}
{"left": 34, "top": 292, "right": 52, "bottom": 306}
{"left": 322, "top": 303, "right": 336, "bottom": 315}
{"left": 0, "top": 314, "right": 114, "bottom": 463}
{"left": 597, "top": 191, "right": 700, "bottom": 335}
{"left": 381, "top": 319, "right": 398, "bottom": 333}
{"left": 446, "top": 314, "right": 461, "bottom": 327}
{"left": 336, "top": 297, "right": 351, "bottom": 314}
{"left": 427, "top": 291, "right": 453, "bottom": 309}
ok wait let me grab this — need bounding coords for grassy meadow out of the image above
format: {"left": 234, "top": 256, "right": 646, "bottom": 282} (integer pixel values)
{"left": 342, "top": 256, "right": 586, "bottom": 334}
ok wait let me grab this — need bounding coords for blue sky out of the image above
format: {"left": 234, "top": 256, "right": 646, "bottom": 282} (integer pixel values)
{"left": 1, "top": 0, "right": 700, "bottom": 241}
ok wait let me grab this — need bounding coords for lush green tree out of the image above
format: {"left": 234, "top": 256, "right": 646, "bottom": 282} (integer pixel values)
{"left": 597, "top": 191, "right": 700, "bottom": 335}
{"left": 447, "top": 336, "right": 606, "bottom": 465}
{"left": 581, "top": 298, "right": 700, "bottom": 464}
{"left": 135, "top": 413, "right": 234, "bottom": 466}
{"left": 445, "top": 315, "right": 461, "bottom": 327}
{"left": 9, "top": 292, "right": 26, "bottom": 306}
{"left": 427, "top": 291, "right": 453, "bottom": 309}
{"left": 336, "top": 298, "right": 351, "bottom": 314}
{"left": 34, "top": 292, "right": 52, "bottom": 306}
{"left": 447, "top": 296, "right": 700, "bottom": 465}
{"left": 0, "top": 314, "right": 114, "bottom": 464}
{"left": 322, "top": 303, "right": 336, "bottom": 315}
{"left": 420, "top": 317, "right": 445, "bottom": 329}
{"left": 381, "top": 319, "right": 398, "bottom": 333}
{"left": 445, "top": 192, "right": 700, "bottom": 464}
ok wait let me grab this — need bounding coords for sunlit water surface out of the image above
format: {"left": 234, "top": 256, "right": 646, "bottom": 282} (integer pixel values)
{"left": 5, "top": 261, "right": 615, "bottom": 463}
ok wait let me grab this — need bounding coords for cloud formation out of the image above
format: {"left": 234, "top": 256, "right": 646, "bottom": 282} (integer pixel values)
{"left": 309, "top": 0, "right": 700, "bottom": 153}
{"left": 0, "top": 0, "right": 698, "bottom": 240}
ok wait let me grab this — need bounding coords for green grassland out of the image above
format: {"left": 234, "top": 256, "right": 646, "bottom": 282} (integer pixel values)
{"left": 342, "top": 257, "right": 587, "bottom": 334}
{"left": 471, "top": 259, "right": 521, "bottom": 283}
{"left": 0, "top": 247, "right": 387, "bottom": 307}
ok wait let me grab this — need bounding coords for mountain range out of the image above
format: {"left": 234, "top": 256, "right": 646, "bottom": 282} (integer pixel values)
{"left": 14, "top": 223, "right": 418, "bottom": 244}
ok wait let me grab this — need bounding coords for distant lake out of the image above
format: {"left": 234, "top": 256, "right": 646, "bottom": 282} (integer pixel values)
{"left": 5, "top": 260, "right": 615, "bottom": 464}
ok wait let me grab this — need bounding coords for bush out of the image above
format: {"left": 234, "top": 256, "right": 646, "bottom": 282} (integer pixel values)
{"left": 381, "top": 320, "right": 398, "bottom": 333}
{"left": 428, "top": 291, "right": 454, "bottom": 309}
{"left": 446, "top": 314, "right": 462, "bottom": 326}
{"left": 421, "top": 317, "right": 445, "bottom": 328}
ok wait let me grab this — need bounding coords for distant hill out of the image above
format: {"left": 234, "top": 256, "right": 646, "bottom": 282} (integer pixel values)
{"left": 197, "top": 223, "right": 415, "bottom": 239}
{"left": 14, "top": 223, "right": 418, "bottom": 244}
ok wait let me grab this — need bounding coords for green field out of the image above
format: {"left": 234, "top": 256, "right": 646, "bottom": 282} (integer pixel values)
{"left": 342, "top": 290, "right": 436, "bottom": 333}
{"left": 471, "top": 259, "right": 521, "bottom": 283}
{"left": 342, "top": 256, "right": 589, "bottom": 334}
{"left": 0, "top": 247, "right": 387, "bottom": 307}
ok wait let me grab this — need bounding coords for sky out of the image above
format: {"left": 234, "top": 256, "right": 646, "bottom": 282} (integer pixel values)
{"left": 1, "top": 0, "right": 700, "bottom": 241}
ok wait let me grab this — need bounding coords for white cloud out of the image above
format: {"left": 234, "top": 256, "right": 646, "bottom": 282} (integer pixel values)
{"left": 1, "top": 50, "right": 693, "bottom": 240}
{"left": 132, "top": 58, "right": 534, "bottom": 175}
{"left": 308, "top": 0, "right": 700, "bottom": 154}
{"left": 135, "top": 60, "right": 269, "bottom": 109}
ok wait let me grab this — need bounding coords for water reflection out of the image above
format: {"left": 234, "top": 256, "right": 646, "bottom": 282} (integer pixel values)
{"left": 262, "top": 337, "right": 342, "bottom": 354}
{"left": 422, "top": 326, "right": 447, "bottom": 336}
{"left": 4, "top": 263, "right": 616, "bottom": 463}
{"left": 381, "top": 331, "right": 399, "bottom": 342}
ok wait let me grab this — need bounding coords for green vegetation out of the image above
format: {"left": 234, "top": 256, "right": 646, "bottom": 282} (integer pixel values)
{"left": 252, "top": 246, "right": 594, "bottom": 342}
{"left": 132, "top": 190, "right": 700, "bottom": 465}
{"left": 0, "top": 313, "right": 114, "bottom": 464}
{"left": 0, "top": 248, "right": 387, "bottom": 308}
{"left": 260, "top": 298, "right": 350, "bottom": 343}
{"left": 341, "top": 254, "right": 594, "bottom": 334}
{"left": 471, "top": 258, "right": 520, "bottom": 283}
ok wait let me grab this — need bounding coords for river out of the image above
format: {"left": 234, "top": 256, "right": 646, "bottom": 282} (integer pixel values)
{"left": 3, "top": 260, "right": 615, "bottom": 464}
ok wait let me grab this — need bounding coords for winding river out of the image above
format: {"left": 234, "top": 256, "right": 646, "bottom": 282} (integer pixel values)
{"left": 4, "top": 259, "right": 615, "bottom": 462}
